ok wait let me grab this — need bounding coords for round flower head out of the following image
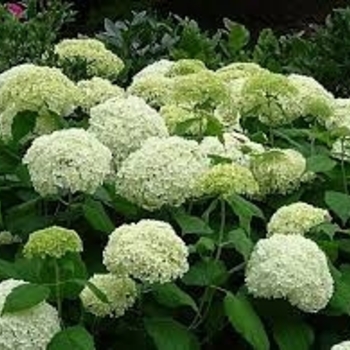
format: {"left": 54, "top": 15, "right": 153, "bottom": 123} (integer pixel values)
{"left": 288, "top": 74, "right": 334, "bottom": 121}
{"left": 54, "top": 38, "right": 124, "bottom": 80}
{"left": 0, "top": 63, "right": 35, "bottom": 89}
{"left": 127, "top": 75, "right": 173, "bottom": 108}
{"left": 169, "top": 70, "right": 230, "bottom": 111}
{"left": 103, "top": 220, "right": 189, "bottom": 284}
{"left": 0, "top": 65, "right": 80, "bottom": 141}
{"left": 250, "top": 148, "right": 308, "bottom": 195}
{"left": 267, "top": 202, "right": 331, "bottom": 237}
{"left": 216, "top": 62, "right": 267, "bottom": 82}
{"left": 23, "top": 226, "right": 83, "bottom": 259}
{"left": 240, "top": 71, "right": 302, "bottom": 126}
{"left": 245, "top": 235, "right": 334, "bottom": 313}
{"left": 326, "top": 99, "right": 350, "bottom": 135}
{"left": 0, "top": 279, "right": 60, "bottom": 349}
{"left": 80, "top": 273, "right": 137, "bottom": 318}
{"left": 166, "top": 59, "right": 206, "bottom": 77}
{"left": 331, "top": 137, "right": 350, "bottom": 162}
{"left": 332, "top": 341, "right": 350, "bottom": 350}
{"left": 132, "top": 59, "right": 174, "bottom": 81}
{"left": 197, "top": 163, "right": 259, "bottom": 198}
{"left": 78, "top": 77, "right": 124, "bottom": 111}
{"left": 23, "top": 128, "right": 112, "bottom": 196}
{"left": 115, "top": 136, "right": 210, "bottom": 211}
{"left": 89, "top": 96, "right": 169, "bottom": 168}
{"left": 160, "top": 104, "right": 207, "bottom": 136}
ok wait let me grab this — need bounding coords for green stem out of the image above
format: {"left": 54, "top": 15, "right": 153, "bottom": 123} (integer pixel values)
{"left": 340, "top": 137, "right": 348, "bottom": 195}
{"left": 54, "top": 259, "right": 62, "bottom": 323}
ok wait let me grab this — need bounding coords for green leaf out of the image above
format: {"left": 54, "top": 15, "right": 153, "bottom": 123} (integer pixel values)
{"left": 224, "top": 292, "right": 269, "bottom": 350}
{"left": 224, "top": 19, "right": 250, "bottom": 52}
{"left": 226, "top": 194, "right": 265, "bottom": 233}
{"left": 2, "top": 283, "right": 50, "bottom": 315}
{"left": 72, "top": 279, "right": 109, "bottom": 304}
{"left": 152, "top": 283, "right": 198, "bottom": 312}
{"left": 306, "top": 154, "right": 336, "bottom": 173}
{"left": 225, "top": 228, "right": 254, "bottom": 261}
{"left": 205, "top": 115, "right": 224, "bottom": 140}
{"left": 182, "top": 259, "right": 228, "bottom": 286}
{"left": 328, "top": 265, "right": 350, "bottom": 314}
{"left": 172, "top": 211, "right": 213, "bottom": 235}
{"left": 11, "top": 111, "right": 38, "bottom": 144}
{"left": 272, "top": 318, "right": 314, "bottom": 350}
{"left": 145, "top": 318, "right": 199, "bottom": 350}
{"left": 195, "top": 237, "right": 215, "bottom": 255}
{"left": 48, "top": 326, "right": 95, "bottom": 350}
{"left": 325, "top": 191, "right": 350, "bottom": 225}
{"left": 0, "top": 258, "right": 19, "bottom": 279}
{"left": 83, "top": 198, "right": 114, "bottom": 234}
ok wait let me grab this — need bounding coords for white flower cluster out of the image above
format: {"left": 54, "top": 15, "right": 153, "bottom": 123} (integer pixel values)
{"left": 0, "top": 64, "right": 80, "bottom": 141}
{"left": 80, "top": 273, "right": 137, "bottom": 318}
{"left": 78, "top": 77, "right": 124, "bottom": 110}
{"left": 245, "top": 235, "right": 334, "bottom": 313}
{"left": 116, "top": 136, "right": 210, "bottom": 211}
{"left": 23, "top": 128, "right": 112, "bottom": 196}
{"left": 267, "top": 202, "right": 331, "bottom": 237}
{"left": 103, "top": 219, "right": 189, "bottom": 284}
{"left": 332, "top": 341, "right": 350, "bottom": 350}
{"left": 216, "top": 62, "right": 267, "bottom": 82}
{"left": 89, "top": 96, "right": 169, "bottom": 168}
{"left": 250, "top": 148, "right": 309, "bottom": 195}
{"left": 0, "top": 279, "right": 60, "bottom": 350}
{"left": 326, "top": 98, "right": 350, "bottom": 134}
{"left": 54, "top": 38, "right": 124, "bottom": 80}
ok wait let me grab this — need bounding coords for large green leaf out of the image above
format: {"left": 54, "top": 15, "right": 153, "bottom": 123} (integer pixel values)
{"left": 2, "top": 283, "right": 50, "bottom": 315}
{"left": 11, "top": 110, "right": 37, "bottom": 144}
{"left": 225, "top": 228, "right": 254, "bottom": 261}
{"left": 152, "top": 283, "right": 198, "bottom": 312}
{"left": 306, "top": 154, "right": 336, "bottom": 173}
{"left": 325, "top": 191, "right": 350, "bottom": 225}
{"left": 224, "top": 19, "right": 250, "bottom": 52}
{"left": 224, "top": 292, "right": 270, "bottom": 350}
{"left": 48, "top": 326, "right": 95, "bottom": 350}
{"left": 144, "top": 318, "right": 199, "bottom": 350}
{"left": 272, "top": 318, "right": 314, "bottom": 350}
{"left": 83, "top": 198, "right": 114, "bottom": 234}
{"left": 172, "top": 210, "right": 213, "bottom": 235}
{"left": 182, "top": 259, "right": 228, "bottom": 286}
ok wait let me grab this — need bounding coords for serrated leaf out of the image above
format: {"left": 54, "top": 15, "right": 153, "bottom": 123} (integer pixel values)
{"left": 306, "top": 154, "right": 336, "bottom": 173}
{"left": 48, "top": 326, "right": 95, "bottom": 350}
{"left": 272, "top": 318, "right": 314, "bottom": 350}
{"left": 182, "top": 259, "right": 227, "bottom": 286}
{"left": 325, "top": 191, "right": 350, "bottom": 225}
{"left": 152, "top": 283, "right": 198, "bottom": 312}
{"left": 2, "top": 283, "right": 50, "bottom": 315}
{"left": 145, "top": 317, "right": 199, "bottom": 350}
{"left": 224, "top": 292, "right": 269, "bottom": 350}
{"left": 83, "top": 198, "right": 114, "bottom": 234}
{"left": 226, "top": 228, "right": 254, "bottom": 261}
{"left": 172, "top": 211, "right": 213, "bottom": 235}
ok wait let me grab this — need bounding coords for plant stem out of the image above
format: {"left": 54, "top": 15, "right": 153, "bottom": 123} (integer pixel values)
{"left": 340, "top": 137, "right": 348, "bottom": 194}
{"left": 54, "top": 259, "right": 62, "bottom": 324}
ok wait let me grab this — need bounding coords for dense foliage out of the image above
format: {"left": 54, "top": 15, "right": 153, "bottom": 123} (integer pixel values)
{"left": 2, "top": 2, "right": 350, "bottom": 350}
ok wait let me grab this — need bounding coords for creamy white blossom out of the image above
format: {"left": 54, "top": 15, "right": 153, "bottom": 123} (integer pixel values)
{"left": 89, "top": 96, "right": 169, "bottom": 168}
{"left": 245, "top": 235, "right": 334, "bottom": 313}
{"left": 267, "top": 202, "right": 331, "bottom": 237}
{"left": 80, "top": 273, "right": 137, "bottom": 318}
{"left": 0, "top": 279, "right": 60, "bottom": 350}
{"left": 103, "top": 220, "right": 189, "bottom": 284}
{"left": 23, "top": 128, "right": 112, "bottom": 196}
{"left": 132, "top": 59, "right": 174, "bottom": 81}
{"left": 326, "top": 99, "right": 350, "bottom": 135}
{"left": 332, "top": 341, "right": 350, "bottom": 350}
{"left": 115, "top": 136, "right": 210, "bottom": 210}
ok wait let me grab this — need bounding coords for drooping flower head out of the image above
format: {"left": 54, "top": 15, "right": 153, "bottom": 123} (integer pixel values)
{"left": 89, "top": 96, "right": 169, "bottom": 169}
{"left": 0, "top": 64, "right": 80, "bottom": 141}
{"left": 245, "top": 235, "right": 334, "bottom": 313}
{"left": 288, "top": 74, "right": 335, "bottom": 121}
{"left": 103, "top": 220, "right": 189, "bottom": 284}
{"left": 0, "top": 279, "right": 61, "bottom": 349}
{"left": 115, "top": 136, "right": 210, "bottom": 211}
{"left": 80, "top": 274, "right": 137, "bottom": 318}
{"left": 197, "top": 163, "right": 259, "bottom": 198}
{"left": 250, "top": 148, "right": 308, "bottom": 195}
{"left": 267, "top": 202, "right": 331, "bottom": 237}
{"left": 240, "top": 71, "right": 302, "bottom": 126}
{"left": 23, "top": 226, "right": 83, "bottom": 259}
{"left": 54, "top": 38, "right": 124, "bottom": 80}
{"left": 23, "top": 128, "right": 112, "bottom": 196}
{"left": 78, "top": 77, "right": 124, "bottom": 111}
